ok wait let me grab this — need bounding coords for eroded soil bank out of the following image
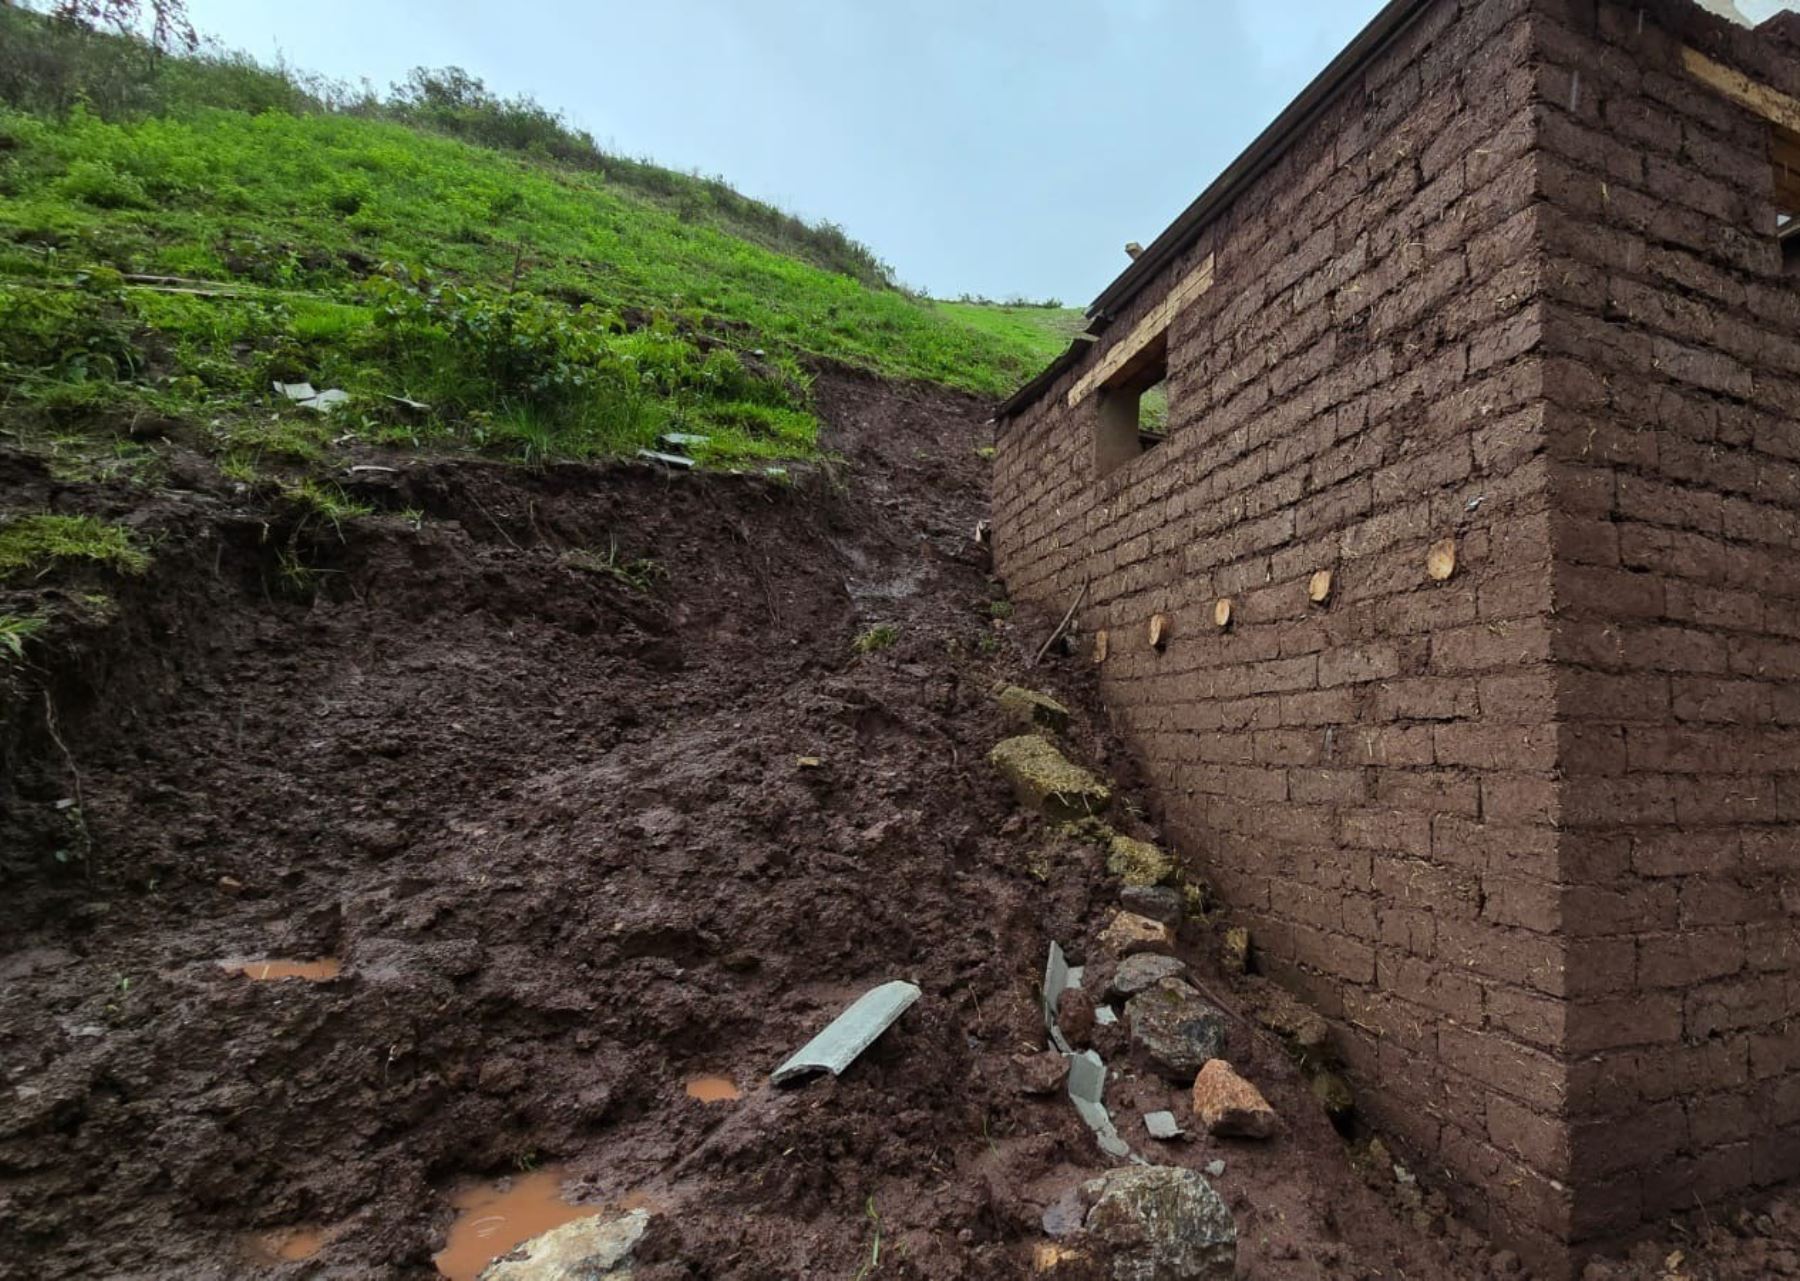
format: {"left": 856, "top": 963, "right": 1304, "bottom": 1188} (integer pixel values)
{"left": 0, "top": 371, "right": 1794, "bottom": 1279}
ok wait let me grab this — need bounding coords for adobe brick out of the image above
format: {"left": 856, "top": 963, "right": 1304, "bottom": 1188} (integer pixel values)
{"left": 1569, "top": 1100, "right": 1687, "bottom": 1179}
{"left": 1479, "top": 773, "right": 1559, "bottom": 825}
{"left": 1435, "top": 724, "right": 1557, "bottom": 771}
{"left": 1685, "top": 977, "right": 1792, "bottom": 1039}
{"left": 1486, "top": 984, "right": 1567, "bottom": 1050}
{"left": 1631, "top": 829, "right": 1741, "bottom": 879}
{"left": 1639, "top": 927, "right": 1749, "bottom": 989}
{"left": 1487, "top": 1092, "right": 1572, "bottom": 1177}
{"left": 1439, "top": 1025, "right": 1567, "bottom": 1112}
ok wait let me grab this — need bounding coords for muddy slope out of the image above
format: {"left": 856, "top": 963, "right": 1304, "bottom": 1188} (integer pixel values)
{"left": 0, "top": 371, "right": 1792, "bottom": 1281}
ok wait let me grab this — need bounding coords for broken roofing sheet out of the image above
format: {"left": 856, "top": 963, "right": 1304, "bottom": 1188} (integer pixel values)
{"left": 770, "top": 980, "right": 921, "bottom": 1085}
{"left": 1044, "top": 942, "right": 1145, "bottom": 1165}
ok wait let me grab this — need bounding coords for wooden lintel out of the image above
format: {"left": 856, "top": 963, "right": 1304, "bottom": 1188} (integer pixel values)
{"left": 1067, "top": 254, "right": 1214, "bottom": 409}
{"left": 1683, "top": 47, "right": 1800, "bottom": 134}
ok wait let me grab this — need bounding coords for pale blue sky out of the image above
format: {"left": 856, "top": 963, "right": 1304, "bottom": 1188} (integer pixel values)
{"left": 181, "top": 1, "right": 1392, "bottom": 303}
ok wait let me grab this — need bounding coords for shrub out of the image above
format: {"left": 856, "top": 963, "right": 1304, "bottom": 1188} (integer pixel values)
{"left": 57, "top": 156, "right": 149, "bottom": 207}
{"left": 0, "top": 280, "right": 139, "bottom": 381}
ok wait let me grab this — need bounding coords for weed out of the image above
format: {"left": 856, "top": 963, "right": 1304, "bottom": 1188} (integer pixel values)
{"left": 853, "top": 1196, "right": 882, "bottom": 1281}
{"left": 974, "top": 445, "right": 996, "bottom": 461}
{"left": 272, "top": 546, "right": 316, "bottom": 596}
{"left": 564, "top": 539, "right": 665, "bottom": 592}
{"left": 853, "top": 624, "right": 898, "bottom": 655}
{"left": 989, "top": 600, "right": 1014, "bottom": 620}
{"left": 285, "top": 480, "right": 372, "bottom": 530}
{"left": 0, "top": 612, "right": 46, "bottom": 661}
{"left": 0, "top": 513, "right": 148, "bottom": 580}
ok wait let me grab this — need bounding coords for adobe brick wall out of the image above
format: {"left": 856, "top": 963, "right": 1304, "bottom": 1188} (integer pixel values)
{"left": 993, "top": 0, "right": 1798, "bottom": 1269}
{"left": 1532, "top": 0, "right": 1800, "bottom": 1246}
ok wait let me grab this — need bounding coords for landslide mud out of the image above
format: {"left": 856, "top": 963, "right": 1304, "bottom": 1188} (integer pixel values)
{"left": 1, "top": 370, "right": 1793, "bottom": 1280}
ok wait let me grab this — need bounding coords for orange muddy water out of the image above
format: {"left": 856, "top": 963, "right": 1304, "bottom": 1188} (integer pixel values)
{"left": 432, "top": 1169, "right": 596, "bottom": 1281}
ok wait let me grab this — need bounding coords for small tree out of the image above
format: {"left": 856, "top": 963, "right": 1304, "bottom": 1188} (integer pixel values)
{"left": 44, "top": 0, "right": 197, "bottom": 52}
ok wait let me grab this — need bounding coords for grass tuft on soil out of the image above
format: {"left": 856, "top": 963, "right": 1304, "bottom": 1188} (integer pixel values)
{"left": 0, "top": 612, "right": 46, "bottom": 660}
{"left": 0, "top": 513, "right": 148, "bottom": 580}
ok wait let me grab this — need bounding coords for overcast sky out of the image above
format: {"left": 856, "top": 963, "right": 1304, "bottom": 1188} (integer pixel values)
{"left": 174, "top": 0, "right": 1408, "bottom": 303}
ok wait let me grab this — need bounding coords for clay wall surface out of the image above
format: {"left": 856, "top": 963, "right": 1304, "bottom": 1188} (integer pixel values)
{"left": 995, "top": 0, "right": 1569, "bottom": 1259}
{"left": 1531, "top": 0, "right": 1800, "bottom": 1244}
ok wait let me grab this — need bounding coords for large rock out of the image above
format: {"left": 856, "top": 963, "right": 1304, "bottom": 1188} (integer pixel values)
{"left": 1097, "top": 910, "right": 1174, "bottom": 958}
{"left": 1106, "top": 953, "right": 1187, "bottom": 1001}
{"left": 1242, "top": 977, "right": 1329, "bottom": 1060}
{"left": 1120, "top": 885, "right": 1183, "bottom": 926}
{"left": 1127, "top": 979, "right": 1227, "bottom": 1081}
{"left": 1106, "top": 835, "right": 1174, "bottom": 888}
{"left": 1080, "top": 1165, "right": 1237, "bottom": 1280}
{"left": 478, "top": 1209, "right": 648, "bottom": 1279}
{"left": 1190, "top": 1060, "right": 1280, "bottom": 1139}
{"left": 996, "top": 685, "right": 1072, "bottom": 735}
{"left": 990, "top": 736, "right": 1111, "bottom": 822}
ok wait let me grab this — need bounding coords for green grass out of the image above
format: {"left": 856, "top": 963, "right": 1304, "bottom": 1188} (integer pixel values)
{"left": 0, "top": 9, "right": 1077, "bottom": 484}
{"left": 0, "top": 612, "right": 47, "bottom": 661}
{"left": 853, "top": 625, "right": 899, "bottom": 655}
{"left": 0, "top": 514, "right": 150, "bottom": 581}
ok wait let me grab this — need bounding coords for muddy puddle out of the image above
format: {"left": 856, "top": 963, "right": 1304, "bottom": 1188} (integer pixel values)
{"left": 223, "top": 958, "right": 343, "bottom": 982}
{"left": 684, "top": 1074, "right": 741, "bottom": 1103}
{"left": 433, "top": 1168, "right": 597, "bottom": 1281}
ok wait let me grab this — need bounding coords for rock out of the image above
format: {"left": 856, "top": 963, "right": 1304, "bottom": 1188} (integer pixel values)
{"left": 1119, "top": 885, "right": 1182, "bottom": 926}
{"left": 1312, "top": 1071, "right": 1355, "bottom": 1121}
{"left": 1057, "top": 988, "right": 1097, "bottom": 1047}
{"left": 990, "top": 737, "right": 1111, "bottom": 822}
{"left": 1033, "top": 1242, "right": 1095, "bottom": 1275}
{"left": 1190, "top": 1060, "right": 1280, "bottom": 1139}
{"left": 1079, "top": 1165, "right": 1237, "bottom": 1281}
{"left": 1106, "top": 835, "right": 1174, "bottom": 887}
{"left": 1127, "top": 979, "right": 1227, "bottom": 1081}
{"left": 1204, "top": 1159, "right": 1226, "bottom": 1178}
{"left": 478, "top": 1208, "right": 648, "bottom": 1279}
{"left": 997, "top": 686, "right": 1072, "bottom": 735}
{"left": 1243, "top": 978, "right": 1330, "bottom": 1059}
{"left": 1014, "top": 1050, "right": 1071, "bottom": 1096}
{"left": 1106, "top": 953, "right": 1187, "bottom": 1000}
{"left": 1220, "top": 927, "right": 1249, "bottom": 974}
{"left": 1097, "top": 910, "right": 1173, "bottom": 958}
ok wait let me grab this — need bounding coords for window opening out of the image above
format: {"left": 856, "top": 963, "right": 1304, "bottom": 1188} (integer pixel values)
{"left": 1093, "top": 331, "right": 1169, "bottom": 478}
{"left": 1777, "top": 124, "right": 1800, "bottom": 272}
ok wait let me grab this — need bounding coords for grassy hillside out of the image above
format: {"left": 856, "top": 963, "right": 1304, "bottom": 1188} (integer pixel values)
{"left": 0, "top": 8, "right": 1073, "bottom": 485}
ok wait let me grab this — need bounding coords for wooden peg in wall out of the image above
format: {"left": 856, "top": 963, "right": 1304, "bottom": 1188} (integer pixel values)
{"left": 1427, "top": 538, "right": 1458, "bottom": 582}
{"left": 1094, "top": 629, "right": 1109, "bottom": 664}
{"left": 1309, "top": 569, "right": 1335, "bottom": 604}
{"left": 1214, "top": 598, "right": 1234, "bottom": 630}
{"left": 1149, "top": 613, "right": 1169, "bottom": 650}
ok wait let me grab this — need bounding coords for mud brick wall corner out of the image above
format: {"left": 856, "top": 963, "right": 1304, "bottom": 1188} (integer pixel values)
{"left": 992, "top": 0, "right": 1800, "bottom": 1270}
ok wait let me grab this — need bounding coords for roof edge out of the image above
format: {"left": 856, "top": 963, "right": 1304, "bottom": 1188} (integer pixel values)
{"left": 997, "top": 0, "right": 1436, "bottom": 421}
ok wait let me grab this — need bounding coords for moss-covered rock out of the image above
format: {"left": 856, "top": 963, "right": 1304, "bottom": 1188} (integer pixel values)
{"left": 1107, "top": 834, "right": 1174, "bottom": 887}
{"left": 994, "top": 685, "right": 1071, "bottom": 735}
{"left": 989, "top": 735, "right": 1110, "bottom": 822}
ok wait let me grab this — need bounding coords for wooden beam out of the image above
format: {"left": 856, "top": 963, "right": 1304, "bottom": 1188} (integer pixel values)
{"left": 1067, "top": 254, "right": 1214, "bottom": 409}
{"left": 1683, "top": 47, "right": 1800, "bottom": 134}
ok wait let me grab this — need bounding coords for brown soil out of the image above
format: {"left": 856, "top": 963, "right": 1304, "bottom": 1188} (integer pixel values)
{"left": 0, "top": 369, "right": 1793, "bottom": 1280}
